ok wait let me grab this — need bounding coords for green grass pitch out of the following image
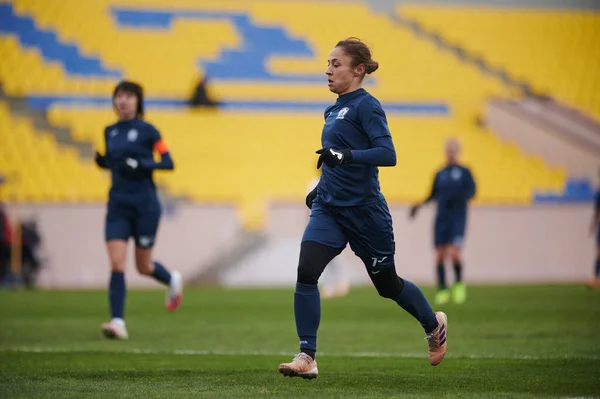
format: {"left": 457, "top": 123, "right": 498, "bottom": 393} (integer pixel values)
{"left": 0, "top": 285, "right": 599, "bottom": 398}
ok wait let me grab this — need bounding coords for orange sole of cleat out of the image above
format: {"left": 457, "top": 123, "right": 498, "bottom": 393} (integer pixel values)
{"left": 278, "top": 366, "right": 318, "bottom": 380}
{"left": 430, "top": 355, "right": 446, "bottom": 366}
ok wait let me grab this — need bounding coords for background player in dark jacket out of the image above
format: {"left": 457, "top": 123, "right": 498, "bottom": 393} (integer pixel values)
{"left": 588, "top": 171, "right": 600, "bottom": 289}
{"left": 410, "top": 138, "right": 476, "bottom": 305}
{"left": 278, "top": 38, "right": 448, "bottom": 380}
{"left": 95, "top": 81, "right": 182, "bottom": 340}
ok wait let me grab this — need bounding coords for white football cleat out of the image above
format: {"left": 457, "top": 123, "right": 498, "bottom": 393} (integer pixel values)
{"left": 278, "top": 353, "right": 318, "bottom": 379}
{"left": 166, "top": 271, "right": 183, "bottom": 312}
{"left": 101, "top": 319, "right": 128, "bottom": 340}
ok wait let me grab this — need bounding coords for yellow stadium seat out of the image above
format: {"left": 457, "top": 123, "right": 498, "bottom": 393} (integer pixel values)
{"left": 399, "top": 5, "right": 600, "bottom": 120}
{"left": 46, "top": 106, "right": 566, "bottom": 208}
{"left": 0, "top": 101, "right": 110, "bottom": 203}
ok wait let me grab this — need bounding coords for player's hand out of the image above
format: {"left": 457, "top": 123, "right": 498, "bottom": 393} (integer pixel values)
{"left": 306, "top": 187, "right": 318, "bottom": 209}
{"left": 409, "top": 204, "right": 420, "bottom": 219}
{"left": 94, "top": 151, "right": 107, "bottom": 169}
{"left": 316, "top": 148, "right": 353, "bottom": 169}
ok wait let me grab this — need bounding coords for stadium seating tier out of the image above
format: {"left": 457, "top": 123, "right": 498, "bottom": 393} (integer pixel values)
{"left": 399, "top": 5, "right": 600, "bottom": 120}
{"left": 0, "top": 0, "right": 575, "bottom": 213}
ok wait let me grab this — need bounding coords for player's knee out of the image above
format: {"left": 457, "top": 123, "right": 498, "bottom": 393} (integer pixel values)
{"left": 449, "top": 246, "right": 461, "bottom": 263}
{"left": 107, "top": 249, "right": 126, "bottom": 272}
{"left": 297, "top": 250, "right": 324, "bottom": 285}
{"left": 109, "top": 258, "right": 126, "bottom": 272}
{"left": 135, "top": 260, "right": 153, "bottom": 275}
{"left": 134, "top": 253, "right": 153, "bottom": 275}
{"left": 106, "top": 239, "right": 128, "bottom": 272}
{"left": 372, "top": 270, "right": 404, "bottom": 300}
{"left": 297, "top": 241, "right": 340, "bottom": 285}
{"left": 435, "top": 247, "right": 446, "bottom": 263}
{"left": 375, "top": 285, "right": 396, "bottom": 299}
{"left": 435, "top": 252, "right": 444, "bottom": 264}
{"left": 297, "top": 260, "right": 321, "bottom": 285}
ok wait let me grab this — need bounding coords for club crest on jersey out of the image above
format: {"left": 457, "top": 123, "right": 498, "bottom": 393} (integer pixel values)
{"left": 336, "top": 107, "right": 350, "bottom": 120}
{"left": 451, "top": 168, "right": 462, "bottom": 181}
{"left": 127, "top": 129, "right": 138, "bottom": 142}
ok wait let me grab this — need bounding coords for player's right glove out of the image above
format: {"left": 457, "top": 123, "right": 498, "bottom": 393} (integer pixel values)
{"left": 316, "top": 148, "right": 353, "bottom": 169}
{"left": 409, "top": 204, "right": 420, "bottom": 219}
{"left": 306, "top": 186, "right": 318, "bottom": 209}
{"left": 94, "top": 152, "right": 108, "bottom": 169}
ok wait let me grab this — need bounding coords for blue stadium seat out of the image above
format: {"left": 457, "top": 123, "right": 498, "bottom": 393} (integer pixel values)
{"left": 112, "top": 8, "right": 321, "bottom": 82}
{"left": 535, "top": 178, "right": 594, "bottom": 203}
{"left": 0, "top": 3, "right": 121, "bottom": 77}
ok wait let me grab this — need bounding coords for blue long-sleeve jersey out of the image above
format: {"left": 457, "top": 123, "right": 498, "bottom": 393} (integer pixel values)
{"left": 101, "top": 119, "right": 174, "bottom": 205}
{"left": 317, "top": 88, "right": 396, "bottom": 207}
{"left": 425, "top": 164, "right": 476, "bottom": 220}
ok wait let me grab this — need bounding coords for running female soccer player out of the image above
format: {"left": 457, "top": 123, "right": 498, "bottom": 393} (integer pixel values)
{"left": 95, "top": 81, "right": 183, "bottom": 340}
{"left": 278, "top": 38, "right": 447, "bottom": 379}
{"left": 410, "top": 138, "right": 476, "bottom": 305}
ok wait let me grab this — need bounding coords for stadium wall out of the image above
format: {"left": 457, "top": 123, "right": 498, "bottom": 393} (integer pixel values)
{"left": 7, "top": 204, "right": 241, "bottom": 288}
{"left": 5, "top": 203, "right": 594, "bottom": 288}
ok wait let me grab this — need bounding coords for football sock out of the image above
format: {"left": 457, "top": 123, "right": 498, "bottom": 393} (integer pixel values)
{"left": 109, "top": 271, "right": 126, "bottom": 319}
{"left": 151, "top": 261, "right": 172, "bottom": 285}
{"left": 595, "top": 259, "right": 600, "bottom": 278}
{"left": 295, "top": 282, "right": 320, "bottom": 358}
{"left": 453, "top": 261, "right": 463, "bottom": 283}
{"left": 436, "top": 262, "right": 446, "bottom": 289}
{"left": 395, "top": 279, "right": 439, "bottom": 333}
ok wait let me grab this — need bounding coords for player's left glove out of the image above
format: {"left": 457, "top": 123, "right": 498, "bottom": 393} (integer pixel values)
{"left": 316, "top": 148, "right": 353, "bottom": 169}
{"left": 119, "top": 157, "right": 143, "bottom": 178}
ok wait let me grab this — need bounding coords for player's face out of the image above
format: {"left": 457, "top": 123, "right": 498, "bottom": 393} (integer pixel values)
{"left": 445, "top": 141, "right": 460, "bottom": 163}
{"left": 113, "top": 89, "right": 138, "bottom": 120}
{"left": 325, "top": 47, "right": 363, "bottom": 95}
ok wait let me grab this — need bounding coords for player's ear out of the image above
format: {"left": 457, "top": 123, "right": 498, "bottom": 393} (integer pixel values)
{"left": 354, "top": 63, "right": 365, "bottom": 77}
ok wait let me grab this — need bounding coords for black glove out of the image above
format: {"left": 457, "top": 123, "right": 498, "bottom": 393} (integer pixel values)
{"left": 316, "top": 148, "right": 353, "bottom": 169}
{"left": 94, "top": 152, "right": 107, "bottom": 169}
{"left": 119, "top": 157, "right": 142, "bottom": 178}
{"left": 409, "top": 204, "right": 420, "bottom": 219}
{"left": 305, "top": 186, "right": 318, "bottom": 209}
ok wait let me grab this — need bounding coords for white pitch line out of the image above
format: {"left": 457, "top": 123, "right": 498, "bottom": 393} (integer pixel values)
{"left": 1, "top": 347, "right": 598, "bottom": 361}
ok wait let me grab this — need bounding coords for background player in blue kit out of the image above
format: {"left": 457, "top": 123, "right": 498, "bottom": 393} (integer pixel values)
{"left": 278, "top": 38, "right": 448, "bottom": 379}
{"left": 588, "top": 173, "right": 600, "bottom": 289}
{"left": 95, "top": 81, "right": 183, "bottom": 340}
{"left": 410, "top": 138, "right": 476, "bottom": 305}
